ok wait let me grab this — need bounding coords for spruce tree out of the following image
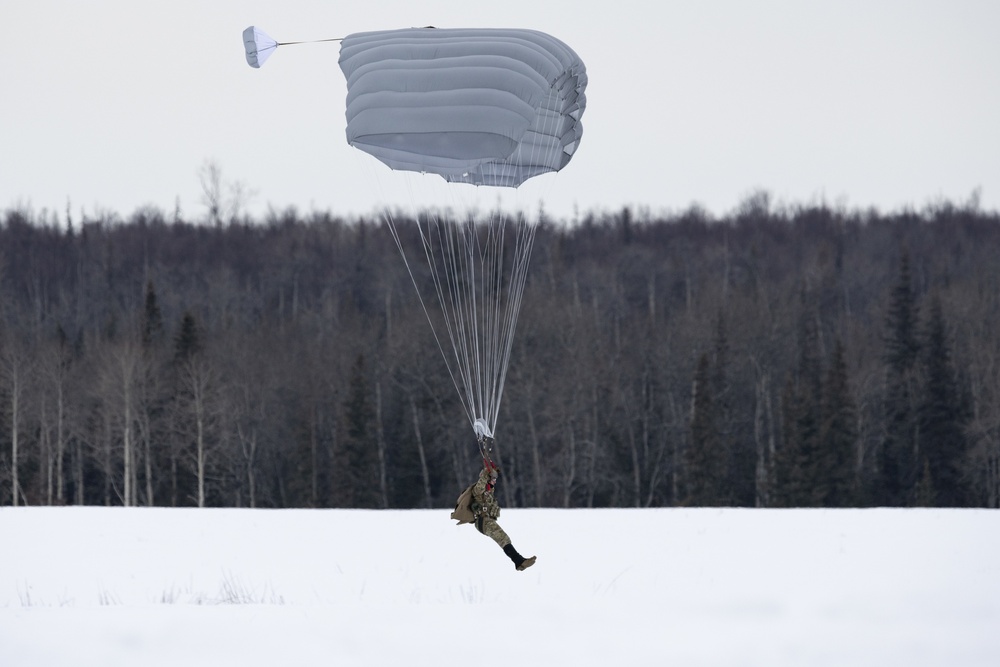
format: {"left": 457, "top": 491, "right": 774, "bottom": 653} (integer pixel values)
{"left": 685, "top": 352, "right": 724, "bottom": 505}
{"left": 918, "top": 294, "right": 969, "bottom": 506}
{"left": 711, "top": 312, "right": 741, "bottom": 505}
{"left": 774, "top": 377, "right": 800, "bottom": 507}
{"left": 169, "top": 311, "right": 205, "bottom": 507}
{"left": 777, "top": 303, "right": 825, "bottom": 506}
{"left": 343, "top": 353, "right": 380, "bottom": 508}
{"left": 881, "top": 252, "right": 920, "bottom": 505}
{"left": 915, "top": 459, "right": 936, "bottom": 506}
{"left": 142, "top": 281, "right": 163, "bottom": 349}
{"left": 174, "top": 311, "right": 201, "bottom": 363}
{"left": 819, "top": 339, "right": 858, "bottom": 506}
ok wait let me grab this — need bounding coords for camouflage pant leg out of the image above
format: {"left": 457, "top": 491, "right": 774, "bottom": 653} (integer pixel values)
{"left": 476, "top": 516, "right": 511, "bottom": 549}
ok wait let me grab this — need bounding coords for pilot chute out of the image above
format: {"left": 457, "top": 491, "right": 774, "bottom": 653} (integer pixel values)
{"left": 242, "top": 26, "right": 278, "bottom": 68}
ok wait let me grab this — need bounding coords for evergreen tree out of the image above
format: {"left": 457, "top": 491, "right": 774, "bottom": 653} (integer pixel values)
{"left": 167, "top": 310, "right": 203, "bottom": 507}
{"left": 918, "top": 294, "right": 969, "bottom": 506}
{"left": 777, "top": 303, "right": 824, "bottom": 506}
{"left": 343, "top": 353, "right": 380, "bottom": 508}
{"left": 174, "top": 311, "right": 201, "bottom": 363}
{"left": 142, "top": 281, "right": 163, "bottom": 349}
{"left": 685, "top": 352, "right": 724, "bottom": 505}
{"left": 711, "top": 312, "right": 730, "bottom": 421}
{"left": 773, "top": 378, "right": 797, "bottom": 507}
{"left": 915, "top": 459, "right": 936, "bottom": 506}
{"left": 819, "top": 339, "right": 857, "bottom": 506}
{"left": 880, "top": 252, "right": 920, "bottom": 505}
{"left": 711, "top": 312, "right": 739, "bottom": 504}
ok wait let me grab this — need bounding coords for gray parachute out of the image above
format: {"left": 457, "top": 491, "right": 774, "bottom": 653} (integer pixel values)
{"left": 338, "top": 27, "right": 587, "bottom": 187}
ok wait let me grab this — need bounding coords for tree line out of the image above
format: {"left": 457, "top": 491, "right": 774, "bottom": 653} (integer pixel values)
{"left": 1, "top": 194, "right": 998, "bottom": 508}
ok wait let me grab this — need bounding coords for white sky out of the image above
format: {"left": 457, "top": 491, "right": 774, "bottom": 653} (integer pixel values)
{"left": 3, "top": 1, "right": 999, "bottom": 224}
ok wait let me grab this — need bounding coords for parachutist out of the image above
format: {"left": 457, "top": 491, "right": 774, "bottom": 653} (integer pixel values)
{"left": 451, "top": 458, "right": 536, "bottom": 571}
{"left": 247, "top": 29, "right": 580, "bottom": 568}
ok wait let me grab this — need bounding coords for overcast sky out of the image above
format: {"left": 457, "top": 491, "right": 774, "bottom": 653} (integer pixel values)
{"left": 3, "top": 1, "right": 999, "bottom": 224}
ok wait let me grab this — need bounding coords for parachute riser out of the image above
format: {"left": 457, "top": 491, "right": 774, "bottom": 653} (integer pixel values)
{"left": 474, "top": 417, "right": 496, "bottom": 467}
{"left": 478, "top": 436, "right": 496, "bottom": 468}
{"left": 276, "top": 38, "right": 344, "bottom": 46}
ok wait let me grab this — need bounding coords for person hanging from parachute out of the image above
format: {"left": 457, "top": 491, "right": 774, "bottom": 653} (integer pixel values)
{"left": 243, "top": 25, "right": 586, "bottom": 570}
{"left": 449, "top": 420, "right": 536, "bottom": 571}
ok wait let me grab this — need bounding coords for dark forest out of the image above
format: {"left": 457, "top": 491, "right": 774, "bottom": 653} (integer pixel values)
{"left": 2, "top": 194, "right": 998, "bottom": 509}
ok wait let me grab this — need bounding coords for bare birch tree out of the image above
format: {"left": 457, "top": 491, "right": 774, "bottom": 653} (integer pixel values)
{"left": 2, "top": 345, "right": 27, "bottom": 506}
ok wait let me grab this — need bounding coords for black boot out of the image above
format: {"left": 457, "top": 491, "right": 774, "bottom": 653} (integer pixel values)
{"left": 503, "top": 543, "right": 537, "bottom": 571}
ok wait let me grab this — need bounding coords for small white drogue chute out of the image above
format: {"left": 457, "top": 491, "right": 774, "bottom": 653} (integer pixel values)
{"left": 242, "top": 26, "right": 343, "bottom": 69}
{"left": 243, "top": 26, "right": 278, "bottom": 68}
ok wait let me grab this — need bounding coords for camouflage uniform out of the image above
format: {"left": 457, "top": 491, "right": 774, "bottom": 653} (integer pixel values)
{"left": 452, "top": 462, "right": 535, "bottom": 571}
{"left": 471, "top": 466, "right": 511, "bottom": 548}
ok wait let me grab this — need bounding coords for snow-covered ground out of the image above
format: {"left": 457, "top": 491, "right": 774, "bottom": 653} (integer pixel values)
{"left": 2, "top": 506, "right": 998, "bottom": 666}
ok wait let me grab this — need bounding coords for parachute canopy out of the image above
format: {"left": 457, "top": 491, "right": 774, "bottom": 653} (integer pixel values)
{"left": 338, "top": 27, "right": 587, "bottom": 187}
{"left": 243, "top": 26, "right": 278, "bottom": 68}
{"left": 241, "top": 24, "right": 589, "bottom": 439}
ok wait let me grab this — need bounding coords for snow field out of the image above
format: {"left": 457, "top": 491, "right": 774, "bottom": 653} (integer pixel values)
{"left": 2, "top": 507, "right": 998, "bottom": 666}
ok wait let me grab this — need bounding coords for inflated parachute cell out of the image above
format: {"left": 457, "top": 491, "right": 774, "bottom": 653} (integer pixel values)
{"left": 338, "top": 28, "right": 587, "bottom": 187}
